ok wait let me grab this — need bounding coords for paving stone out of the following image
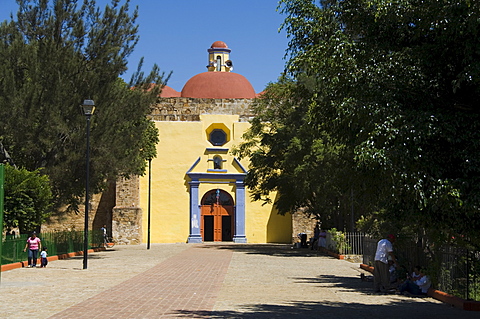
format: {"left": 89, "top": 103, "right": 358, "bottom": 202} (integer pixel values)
{"left": 0, "top": 243, "right": 477, "bottom": 318}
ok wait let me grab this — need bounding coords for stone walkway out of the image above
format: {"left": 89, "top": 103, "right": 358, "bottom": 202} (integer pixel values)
{"left": 0, "top": 243, "right": 477, "bottom": 318}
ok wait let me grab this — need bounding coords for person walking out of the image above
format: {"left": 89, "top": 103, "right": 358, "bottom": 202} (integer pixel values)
{"left": 374, "top": 234, "right": 397, "bottom": 293}
{"left": 23, "top": 231, "right": 41, "bottom": 268}
{"left": 101, "top": 225, "right": 108, "bottom": 247}
{"left": 40, "top": 247, "right": 48, "bottom": 268}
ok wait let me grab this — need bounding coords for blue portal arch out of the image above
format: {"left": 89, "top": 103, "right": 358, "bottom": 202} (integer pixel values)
{"left": 186, "top": 158, "right": 247, "bottom": 243}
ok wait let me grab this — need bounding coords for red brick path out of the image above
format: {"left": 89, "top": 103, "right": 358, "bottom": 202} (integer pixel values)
{"left": 50, "top": 245, "right": 232, "bottom": 318}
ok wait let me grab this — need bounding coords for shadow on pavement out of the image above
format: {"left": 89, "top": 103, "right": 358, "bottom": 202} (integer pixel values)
{"left": 62, "top": 254, "right": 109, "bottom": 260}
{"left": 191, "top": 244, "right": 479, "bottom": 318}
{"left": 293, "top": 274, "right": 372, "bottom": 292}
{"left": 171, "top": 299, "right": 468, "bottom": 319}
{"left": 198, "top": 243, "right": 327, "bottom": 258}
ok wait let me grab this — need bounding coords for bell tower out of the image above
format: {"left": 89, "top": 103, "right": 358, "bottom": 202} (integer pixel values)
{"left": 207, "top": 41, "right": 233, "bottom": 72}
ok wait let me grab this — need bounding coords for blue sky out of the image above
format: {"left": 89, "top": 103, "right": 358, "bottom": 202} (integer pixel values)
{"left": 0, "top": 0, "right": 289, "bottom": 93}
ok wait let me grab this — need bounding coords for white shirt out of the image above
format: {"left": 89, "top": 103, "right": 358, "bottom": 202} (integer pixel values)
{"left": 415, "top": 275, "right": 431, "bottom": 294}
{"left": 374, "top": 239, "right": 393, "bottom": 264}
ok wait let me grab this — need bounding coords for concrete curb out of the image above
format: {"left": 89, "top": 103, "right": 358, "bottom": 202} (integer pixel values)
{"left": 360, "top": 263, "right": 374, "bottom": 273}
{"left": 360, "top": 263, "right": 480, "bottom": 311}
{"left": 1, "top": 247, "right": 105, "bottom": 272}
{"left": 317, "top": 247, "right": 345, "bottom": 259}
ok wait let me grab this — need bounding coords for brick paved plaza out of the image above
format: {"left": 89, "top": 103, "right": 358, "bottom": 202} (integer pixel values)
{"left": 0, "top": 244, "right": 477, "bottom": 318}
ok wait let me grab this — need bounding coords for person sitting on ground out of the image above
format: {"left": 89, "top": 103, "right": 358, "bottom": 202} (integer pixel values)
{"left": 399, "top": 266, "right": 431, "bottom": 296}
{"left": 410, "top": 265, "right": 422, "bottom": 281}
{"left": 298, "top": 232, "right": 308, "bottom": 248}
{"left": 388, "top": 260, "right": 398, "bottom": 285}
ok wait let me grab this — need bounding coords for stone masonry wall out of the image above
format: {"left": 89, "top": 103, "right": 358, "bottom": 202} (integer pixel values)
{"left": 42, "top": 176, "right": 142, "bottom": 245}
{"left": 292, "top": 208, "right": 318, "bottom": 245}
{"left": 150, "top": 97, "right": 254, "bottom": 122}
{"left": 112, "top": 207, "right": 142, "bottom": 245}
{"left": 41, "top": 181, "right": 116, "bottom": 236}
{"left": 112, "top": 176, "right": 142, "bottom": 244}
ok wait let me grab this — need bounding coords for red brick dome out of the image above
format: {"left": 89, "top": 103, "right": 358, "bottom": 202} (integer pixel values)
{"left": 181, "top": 72, "right": 256, "bottom": 99}
{"left": 211, "top": 41, "right": 228, "bottom": 48}
{"left": 159, "top": 85, "right": 181, "bottom": 97}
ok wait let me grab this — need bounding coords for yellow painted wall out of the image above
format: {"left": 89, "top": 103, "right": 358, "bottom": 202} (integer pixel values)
{"left": 139, "top": 121, "right": 202, "bottom": 243}
{"left": 267, "top": 193, "right": 292, "bottom": 243}
{"left": 139, "top": 114, "right": 292, "bottom": 244}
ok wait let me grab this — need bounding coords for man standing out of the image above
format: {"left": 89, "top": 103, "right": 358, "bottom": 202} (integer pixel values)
{"left": 101, "top": 225, "right": 107, "bottom": 246}
{"left": 374, "top": 234, "right": 397, "bottom": 293}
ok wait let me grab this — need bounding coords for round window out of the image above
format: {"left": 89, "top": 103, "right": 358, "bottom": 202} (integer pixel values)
{"left": 209, "top": 129, "right": 227, "bottom": 146}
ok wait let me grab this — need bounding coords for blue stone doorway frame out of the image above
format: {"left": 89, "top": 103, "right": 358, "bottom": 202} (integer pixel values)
{"left": 186, "top": 159, "right": 247, "bottom": 243}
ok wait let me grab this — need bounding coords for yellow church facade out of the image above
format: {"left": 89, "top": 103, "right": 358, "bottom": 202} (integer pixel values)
{"left": 133, "top": 41, "right": 292, "bottom": 244}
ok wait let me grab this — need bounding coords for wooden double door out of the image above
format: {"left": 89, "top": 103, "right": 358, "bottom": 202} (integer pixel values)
{"left": 200, "top": 189, "right": 234, "bottom": 242}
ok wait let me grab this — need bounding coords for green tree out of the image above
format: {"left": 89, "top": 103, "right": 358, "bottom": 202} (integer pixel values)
{"left": 239, "top": 0, "right": 480, "bottom": 247}
{"left": 0, "top": 0, "right": 167, "bottom": 209}
{"left": 4, "top": 165, "right": 53, "bottom": 233}
{"left": 234, "top": 79, "right": 353, "bottom": 228}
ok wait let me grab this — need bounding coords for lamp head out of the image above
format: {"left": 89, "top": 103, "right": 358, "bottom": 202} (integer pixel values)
{"left": 81, "top": 99, "right": 95, "bottom": 116}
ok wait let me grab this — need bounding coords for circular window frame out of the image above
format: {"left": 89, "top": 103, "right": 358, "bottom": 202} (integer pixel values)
{"left": 209, "top": 129, "right": 227, "bottom": 146}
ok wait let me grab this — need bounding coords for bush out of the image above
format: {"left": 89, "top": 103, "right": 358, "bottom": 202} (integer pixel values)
{"left": 328, "top": 228, "right": 351, "bottom": 254}
{"left": 4, "top": 165, "right": 53, "bottom": 233}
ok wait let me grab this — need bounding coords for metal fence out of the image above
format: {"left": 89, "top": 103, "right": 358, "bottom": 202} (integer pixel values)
{"left": 1, "top": 234, "right": 28, "bottom": 265}
{"left": 325, "top": 231, "right": 367, "bottom": 255}
{"left": 363, "top": 237, "right": 433, "bottom": 270}
{"left": 1, "top": 230, "right": 104, "bottom": 266}
{"left": 361, "top": 234, "right": 480, "bottom": 301}
{"left": 436, "top": 245, "right": 480, "bottom": 301}
{"left": 362, "top": 237, "right": 377, "bottom": 266}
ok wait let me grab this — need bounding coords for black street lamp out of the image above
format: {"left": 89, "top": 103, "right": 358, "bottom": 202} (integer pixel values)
{"left": 81, "top": 99, "right": 95, "bottom": 269}
{"left": 147, "top": 158, "right": 152, "bottom": 250}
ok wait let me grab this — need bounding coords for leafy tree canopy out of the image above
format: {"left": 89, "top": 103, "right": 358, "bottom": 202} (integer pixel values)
{"left": 3, "top": 164, "right": 53, "bottom": 233}
{"left": 237, "top": 0, "right": 480, "bottom": 248}
{"left": 0, "top": 0, "right": 168, "bottom": 209}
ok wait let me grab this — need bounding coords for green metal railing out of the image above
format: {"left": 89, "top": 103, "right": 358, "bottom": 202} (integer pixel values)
{"left": 1, "top": 234, "right": 28, "bottom": 265}
{"left": 1, "top": 230, "right": 103, "bottom": 266}
{"left": 0, "top": 165, "right": 4, "bottom": 279}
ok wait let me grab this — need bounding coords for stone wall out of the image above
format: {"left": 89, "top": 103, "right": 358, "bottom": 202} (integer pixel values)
{"left": 41, "top": 180, "right": 116, "bottom": 235}
{"left": 112, "top": 207, "right": 142, "bottom": 245}
{"left": 150, "top": 97, "right": 254, "bottom": 122}
{"left": 115, "top": 175, "right": 140, "bottom": 207}
{"left": 42, "top": 176, "right": 142, "bottom": 245}
{"left": 112, "top": 176, "right": 142, "bottom": 244}
{"left": 292, "top": 208, "right": 318, "bottom": 244}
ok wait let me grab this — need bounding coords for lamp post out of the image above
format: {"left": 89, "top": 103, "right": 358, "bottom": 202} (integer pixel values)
{"left": 147, "top": 158, "right": 152, "bottom": 249}
{"left": 0, "top": 164, "right": 4, "bottom": 283}
{"left": 81, "top": 99, "right": 95, "bottom": 269}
